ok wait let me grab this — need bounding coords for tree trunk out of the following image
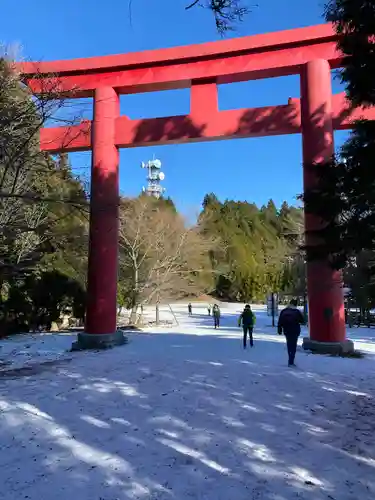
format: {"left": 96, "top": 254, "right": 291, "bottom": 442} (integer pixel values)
{"left": 156, "top": 302, "right": 160, "bottom": 326}
{"left": 129, "top": 265, "right": 139, "bottom": 325}
{"left": 129, "top": 305, "right": 138, "bottom": 325}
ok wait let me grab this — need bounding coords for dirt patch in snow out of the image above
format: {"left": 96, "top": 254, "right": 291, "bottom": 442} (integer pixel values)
{"left": 0, "top": 358, "right": 73, "bottom": 379}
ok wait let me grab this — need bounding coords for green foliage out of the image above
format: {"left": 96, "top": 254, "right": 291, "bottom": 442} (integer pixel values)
{"left": 301, "top": 3, "right": 375, "bottom": 262}
{"left": 298, "top": 1, "right": 375, "bottom": 308}
{"left": 302, "top": 120, "right": 375, "bottom": 269}
{"left": 159, "top": 196, "right": 177, "bottom": 213}
{"left": 39, "top": 154, "right": 88, "bottom": 285}
{"left": 344, "top": 251, "right": 375, "bottom": 312}
{"left": 0, "top": 271, "right": 86, "bottom": 335}
{"left": 199, "top": 195, "right": 304, "bottom": 302}
{"left": 0, "top": 59, "right": 88, "bottom": 334}
{"left": 326, "top": 0, "right": 375, "bottom": 106}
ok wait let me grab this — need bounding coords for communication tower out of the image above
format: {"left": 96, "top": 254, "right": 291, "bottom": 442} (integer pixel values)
{"left": 141, "top": 158, "right": 166, "bottom": 199}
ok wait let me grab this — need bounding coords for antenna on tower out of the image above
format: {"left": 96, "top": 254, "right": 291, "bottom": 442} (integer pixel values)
{"left": 141, "top": 158, "right": 166, "bottom": 199}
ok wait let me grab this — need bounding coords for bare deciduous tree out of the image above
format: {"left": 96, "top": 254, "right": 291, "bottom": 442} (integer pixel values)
{"left": 127, "top": 1, "right": 252, "bottom": 34}
{"left": 119, "top": 197, "right": 214, "bottom": 323}
{"left": 186, "top": 0, "right": 251, "bottom": 33}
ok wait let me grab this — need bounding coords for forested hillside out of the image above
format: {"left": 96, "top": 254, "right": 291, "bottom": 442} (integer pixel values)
{"left": 199, "top": 194, "right": 304, "bottom": 302}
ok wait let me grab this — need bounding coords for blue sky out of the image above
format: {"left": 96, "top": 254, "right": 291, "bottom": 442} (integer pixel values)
{"left": 2, "top": 0, "right": 349, "bottom": 215}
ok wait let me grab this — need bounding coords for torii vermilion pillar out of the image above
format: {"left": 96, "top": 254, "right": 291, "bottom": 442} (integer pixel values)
{"left": 21, "top": 23, "right": 375, "bottom": 352}
{"left": 301, "top": 59, "right": 353, "bottom": 350}
{"left": 300, "top": 59, "right": 349, "bottom": 352}
{"left": 83, "top": 87, "right": 122, "bottom": 347}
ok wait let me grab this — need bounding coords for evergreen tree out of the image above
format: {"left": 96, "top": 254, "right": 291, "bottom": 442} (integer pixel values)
{"left": 326, "top": 0, "right": 375, "bottom": 106}
{"left": 199, "top": 195, "right": 303, "bottom": 301}
{"left": 302, "top": 1, "right": 375, "bottom": 272}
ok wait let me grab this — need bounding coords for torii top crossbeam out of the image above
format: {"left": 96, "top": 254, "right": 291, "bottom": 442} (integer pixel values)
{"left": 18, "top": 23, "right": 375, "bottom": 153}
{"left": 21, "top": 23, "right": 342, "bottom": 95}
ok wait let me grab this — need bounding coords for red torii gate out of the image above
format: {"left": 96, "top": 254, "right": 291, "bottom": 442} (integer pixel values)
{"left": 20, "top": 23, "right": 375, "bottom": 351}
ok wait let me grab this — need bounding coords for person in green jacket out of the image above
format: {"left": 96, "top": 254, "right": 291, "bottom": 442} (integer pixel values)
{"left": 213, "top": 304, "right": 221, "bottom": 329}
{"left": 238, "top": 304, "right": 256, "bottom": 349}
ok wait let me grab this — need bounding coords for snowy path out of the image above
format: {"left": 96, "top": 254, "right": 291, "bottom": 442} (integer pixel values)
{"left": 1, "top": 304, "right": 375, "bottom": 499}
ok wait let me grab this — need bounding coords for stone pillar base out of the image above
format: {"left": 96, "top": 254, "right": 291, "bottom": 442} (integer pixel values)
{"left": 302, "top": 337, "right": 354, "bottom": 355}
{"left": 71, "top": 330, "right": 128, "bottom": 351}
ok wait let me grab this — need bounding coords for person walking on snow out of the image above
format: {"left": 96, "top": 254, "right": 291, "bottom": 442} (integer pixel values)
{"left": 208, "top": 304, "right": 212, "bottom": 316}
{"left": 278, "top": 299, "right": 305, "bottom": 367}
{"left": 188, "top": 303, "right": 192, "bottom": 316}
{"left": 239, "top": 304, "right": 256, "bottom": 349}
{"left": 213, "top": 304, "right": 221, "bottom": 329}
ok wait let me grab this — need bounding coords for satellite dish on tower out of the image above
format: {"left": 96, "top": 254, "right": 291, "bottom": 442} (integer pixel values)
{"left": 140, "top": 157, "right": 165, "bottom": 199}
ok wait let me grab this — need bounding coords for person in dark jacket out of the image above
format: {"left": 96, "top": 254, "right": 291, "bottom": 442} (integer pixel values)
{"left": 239, "top": 304, "right": 256, "bottom": 349}
{"left": 188, "top": 303, "right": 192, "bottom": 316}
{"left": 213, "top": 304, "right": 221, "bottom": 329}
{"left": 278, "top": 299, "right": 305, "bottom": 366}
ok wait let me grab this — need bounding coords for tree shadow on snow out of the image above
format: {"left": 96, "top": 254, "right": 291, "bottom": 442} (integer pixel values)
{"left": 1, "top": 331, "right": 375, "bottom": 499}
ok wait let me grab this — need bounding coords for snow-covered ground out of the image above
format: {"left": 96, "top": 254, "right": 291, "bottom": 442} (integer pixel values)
{"left": 1, "top": 303, "right": 375, "bottom": 499}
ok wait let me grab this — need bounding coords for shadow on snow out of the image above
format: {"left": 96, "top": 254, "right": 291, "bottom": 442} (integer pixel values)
{"left": 1, "top": 312, "right": 375, "bottom": 499}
